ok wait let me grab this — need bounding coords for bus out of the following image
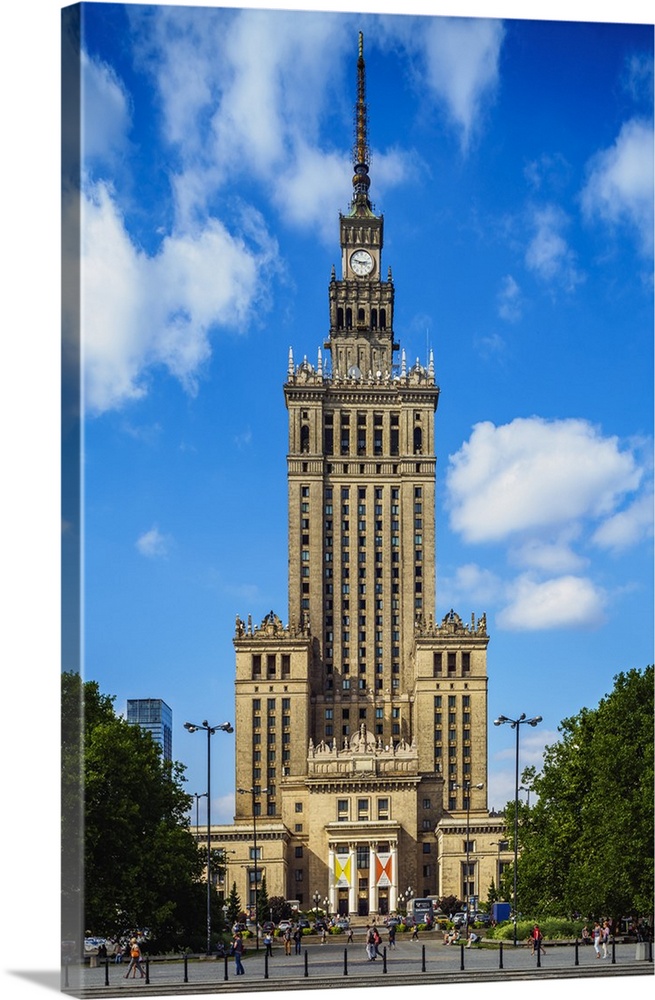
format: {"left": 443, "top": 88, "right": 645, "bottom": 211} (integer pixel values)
{"left": 409, "top": 898, "right": 434, "bottom": 925}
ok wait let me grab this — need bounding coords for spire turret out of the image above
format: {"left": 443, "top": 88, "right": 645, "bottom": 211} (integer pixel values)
{"left": 350, "top": 31, "right": 373, "bottom": 216}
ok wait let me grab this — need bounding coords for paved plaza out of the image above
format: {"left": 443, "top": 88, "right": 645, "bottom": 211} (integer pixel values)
{"left": 64, "top": 935, "right": 653, "bottom": 997}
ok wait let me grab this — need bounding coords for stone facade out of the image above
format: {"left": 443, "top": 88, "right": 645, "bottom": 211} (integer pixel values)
{"left": 204, "top": 35, "right": 509, "bottom": 920}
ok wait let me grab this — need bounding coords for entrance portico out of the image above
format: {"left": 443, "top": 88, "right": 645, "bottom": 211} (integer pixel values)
{"left": 328, "top": 832, "right": 399, "bottom": 918}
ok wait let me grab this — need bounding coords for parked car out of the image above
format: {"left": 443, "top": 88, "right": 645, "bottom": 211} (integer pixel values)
{"left": 262, "top": 921, "right": 276, "bottom": 933}
{"left": 232, "top": 922, "right": 247, "bottom": 933}
{"left": 336, "top": 918, "right": 350, "bottom": 930}
{"left": 277, "top": 920, "right": 293, "bottom": 932}
{"left": 297, "top": 918, "right": 310, "bottom": 930}
{"left": 473, "top": 912, "right": 492, "bottom": 926}
{"left": 314, "top": 920, "right": 328, "bottom": 932}
{"left": 452, "top": 912, "right": 468, "bottom": 928}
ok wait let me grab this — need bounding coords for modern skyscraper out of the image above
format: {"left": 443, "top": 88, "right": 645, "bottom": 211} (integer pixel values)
{"left": 127, "top": 698, "right": 173, "bottom": 762}
{"left": 216, "top": 34, "right": 507, "bottom": 918}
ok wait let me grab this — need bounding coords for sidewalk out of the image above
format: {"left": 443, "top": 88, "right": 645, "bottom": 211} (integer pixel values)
{"left": 64, "top": 938, "right": 653, "bottom": 997}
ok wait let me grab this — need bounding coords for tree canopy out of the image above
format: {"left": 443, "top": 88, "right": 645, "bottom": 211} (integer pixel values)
{"left": 62, "top": 672, "right": 215, "bottom": 951}
{"left": 503, "top": 665, "right": 654, "bottom": 922}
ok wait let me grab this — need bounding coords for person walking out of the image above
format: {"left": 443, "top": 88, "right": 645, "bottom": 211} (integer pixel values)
{"left": 365, "top": 925, "right": 377, "bottom": 961}
{"left": 411, "top": 922, "right": 419, "bottom": 941}
{"left": 112, "top": 940, "right": 122, "bottom": 964}
{"left": 264, "top": 930, "right": 273, "bottom": 957}
{"left": 283, "top": 927, "right": 292, "bottom": 956}
{"left": 601, "top": 920, "right": 610, "bottom": 958}
{"left": 388, "top": 923, "right": 396, "bottom": 949}
{"left": 372, "top": 924, "right": 382, "bottom": 957}
{"left": 293, "top": 924, "right": 302, "bottom": 955}
{"left": 320, "top": 926, "right": 327, "bottom": 945}
{"left": 592, "top": 921, "right": 602, "bottom": 958}
{"left": 124, "top": 938, "right": 145, "bottom": 979}
{"left": 233, "top": 933, "right": 245, "bottom": 975}
{"left": 346, "top": 926, "right": 354, "bottom": 945}
{"left": 530, "top": 924, "right": 545, "bottom": 959}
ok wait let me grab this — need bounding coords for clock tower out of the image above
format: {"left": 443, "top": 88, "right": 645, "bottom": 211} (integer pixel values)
{"left": 220, "top": 31, "right": 504, "bottom": 922}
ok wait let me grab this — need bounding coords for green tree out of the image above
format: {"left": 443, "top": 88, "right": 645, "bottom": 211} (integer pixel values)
{"left": 269, "top": 896, "right": 292, "bottom": 923}
{"left": 226, "top": 881, "right": 242, "bottom": 925}
{"left": 511, "top": 666, "right": 654, "bottom": 922}
{"left": 257, "top": 874, "right": 270, "bottom": 925}
{"left": 62, "top": 672, "right": 207, "bottom": 951}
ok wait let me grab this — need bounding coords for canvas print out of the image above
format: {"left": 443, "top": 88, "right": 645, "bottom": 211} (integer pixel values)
{"left": 61, "top": 2, "right": 654, "bottom": 997}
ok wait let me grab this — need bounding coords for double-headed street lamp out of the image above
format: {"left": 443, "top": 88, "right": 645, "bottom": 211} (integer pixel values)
{"left": 237, "top": 786, "right": 268, "bottom": 952}
{"left": 185, "top": 720, "right": 234, "bottom": 955}
{"left": 454, "top": 780, "right": 484, "bottom": 938}
{"left": 494, "top": 712, "right": 542, "bottom": 946}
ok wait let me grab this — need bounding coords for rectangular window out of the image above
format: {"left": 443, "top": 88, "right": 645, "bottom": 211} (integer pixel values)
{"left": 378, "top": 798, "right": 389, "bottom": 820}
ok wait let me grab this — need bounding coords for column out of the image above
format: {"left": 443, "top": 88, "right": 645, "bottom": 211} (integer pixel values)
{"left": 368, "top": 841, "right": 378, "bottom": 914}
{"left": 328, "top": 844, "right": 336, "bottom": 914}
{"left": 348, "top": 843, "right": 357, "bottom": 915}
{"left": 389, "top": 840, "right": 398, "bottom": 912}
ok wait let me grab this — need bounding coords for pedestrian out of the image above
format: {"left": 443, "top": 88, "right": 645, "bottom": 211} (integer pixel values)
{"left": 97, "top": 943, "right": 107, "bottom": 961}
{"left": 365, "top": 925, "right": 376, "bottom": 961}
{"left": 124, "top": 938, "right": 145, "bottom": 979}
{"left": 388, "top": 923, "right": 396, "bottom": 949}
{"left": 346, "top": 926, "right": 354, "bottom": 944}
{"left": 112, "top": 941, "right": 122, "bottom": 964}
{"left": 284, "top": 927, "right": 292, "bottom": 955}
{"left": 233, "top": 932, "right": 245, "bottom": 975}
{"left": 293, "top": 924, "right": 302, "bottom": 955}
{"left": 530, "top": 924, "right": 545, "bottom": 958}
{"left": 264, "top": 930, "right": 273, "bottom": 957}
{"left": 372, "top": 924, "right": 382, "bottom": 957}
{"left": 601, "top": 920, "right": 610, "bottom": 958}
{"left": 411, "top": 922, "right": 419, "bottom": 941}
{"left": 593, "top": 921, "right": 602, "bottom": 958}
{"left": 321, "top": 926, "right": 327, "bottom": 945}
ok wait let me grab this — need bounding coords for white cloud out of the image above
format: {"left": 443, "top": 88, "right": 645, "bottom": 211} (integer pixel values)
{"left": 446, "top": 417, "right": 642, "bottom": 544}
{"left": 525, "top": 204, "right": 583, "bottom": 290}
{"left": 497, "top": 274, "right": 522, "bottom": 322}
{"left": 581, "top": 117, "right": 654, "bottom": 256}
{"left": 419, "top": 17, "right": 505, "bottom": 152}
{"left": 136, "top": 526, "right": 170, "bottom": 558}
{"left": 439, "top": 562, "right": 503, "bottom": 609}
{"left": 592, "top": 489, "right": 654, "bottom": 552}
{"left": 508, "top": 531, "right": 588, "bottom": 573}
{"left": 81, "top": 182, "right": 277, "bottom": 413}
{"left": 497, "top": 573, "right": 607, "bottom": 630}
{"left": 81, "top": 50, "right": 132, "bottom": 165}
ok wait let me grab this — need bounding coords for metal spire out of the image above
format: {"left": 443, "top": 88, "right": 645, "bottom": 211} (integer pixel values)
{"left": 351, "top": 31, "right": 372, "bottom": 214}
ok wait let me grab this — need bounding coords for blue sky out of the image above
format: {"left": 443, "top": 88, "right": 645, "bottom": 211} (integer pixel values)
{"left": 69, "top": 1, "right": 654, "bottom": 821}
{"left": 1, "top": 1, "right": 652, "bottom": 996}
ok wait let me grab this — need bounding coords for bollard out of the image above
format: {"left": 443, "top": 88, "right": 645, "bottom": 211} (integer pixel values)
{"left": 383, "top": 945, "right": 387, "bottom": 974}
{"left": 499, "top": 941, "right": 503, "bottom": 969}
{"left": 304, "top": 950, "right": 309, "bottom": 977}
{"left": 104, "top": 958, "right": 109, "bottom": 986}
{"left": 537, "top": 940, "right": 541, "bottom": 968}
{"left": 649, "top": 939, "right": 653, "bottom": 962}
{"left": 264, "top": 951, "right": 269, "bottom": 980}
{"left": 145, "top": 957, "right": 150, "bottom": 985}
{"left": 460, "top": 943, "right": 465, "bottom": 971}
{"left": 422, "top": 944, "right": 426, "bottom": 972}
{"left": 224, "top": 954, "right": 229, "bottom": 981}
{"left": 612, "top": 936, "right": 616, "bottom": 965}
{"left": 344, "top": 947, "right": 348, "bottom": 976}
{"left": 184, "top": 954, "right": 188, "bottom": 983}
{"left": 64, "top": 963, "right": 69, "bottom": 989}
{"left": 574, "top": 939, "right": 579, "bottom": 966}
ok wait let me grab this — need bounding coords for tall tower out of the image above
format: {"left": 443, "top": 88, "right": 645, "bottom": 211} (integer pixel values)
{"left": 230, "top": 34, "right": 491, "bottom": 918}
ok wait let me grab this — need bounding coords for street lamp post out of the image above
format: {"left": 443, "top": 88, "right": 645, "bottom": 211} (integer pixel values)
{"left": 494, "top": 713, "right": 542, "bottom": 946}
{"left": 454, "top": 780, "right": 484, "bottom": 938}
{"left": 185, "top": 720, "right": 234, "bottom": 956}
{"left": 237, "top": 786, "right": 269, "bottom": 952}
{"left": 192, "top": 791, "right": 208, "bottom": 834}
{"left": 313, "top": 891, "right": 320, "bottom": 924}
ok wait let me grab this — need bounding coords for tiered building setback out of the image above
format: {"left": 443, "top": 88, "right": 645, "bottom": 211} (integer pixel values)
{"left": 211, "top": 34, "right": 508, "bottom": 920}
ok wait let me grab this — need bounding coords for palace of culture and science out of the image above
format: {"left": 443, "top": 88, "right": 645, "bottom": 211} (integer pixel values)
{"left": 207, "top": 35, "right": 509, "bottom": 919}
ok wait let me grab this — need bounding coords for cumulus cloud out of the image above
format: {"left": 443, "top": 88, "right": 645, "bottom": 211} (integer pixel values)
{"left": 525, "top": 204, "right": 583, "bottom": 291}
{"left": 592, "top": 489, "right": 654, "bottom": 552}
{"left": 439, "top": 562, "right": 503, "bottom": 608}
{"left": 81, "top": 182, "right": 277, "bottom": 413}
{"left": 418, "top": 17, "right": 505, "bottom": 152}
{"left": 581, "top": 117, "right": 654, "bottom": 256}
{"left": 136, "top": 526, "right": 170, "bottom": 558}
{"left": 446, "top": 417, "right": 643, "bottom": 545}
{"left": 497, "top": 574, "right": 607, "bottom": 630}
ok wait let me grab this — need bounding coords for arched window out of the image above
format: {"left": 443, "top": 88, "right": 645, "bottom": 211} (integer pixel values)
{"left": 380, "top": 308, "right": 386, "bottom": 329}
{"left": 357, "top": 307, "right": 365, "bottom": 325}
{"left": 346, "top": 308, "right": 353, "bottom": 329}
{"left": 413, "top": 427, "right": 423, "bottom": 455}
{"left": 301, "top": 425, "right": 310, "bottom": 453}
{"left": 337, "top": 307, "right": 344, "bottom": 330}
{"left": 371, "top": 308, "right": 378, "bottom": 329}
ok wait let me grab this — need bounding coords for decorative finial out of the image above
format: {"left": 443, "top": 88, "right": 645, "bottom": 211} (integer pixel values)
{"left": 428, "top": 348, "right": 434, "bottom": 378}
{"left": 317, "top": 347, "right": 323, "bottom": 375}
{"left": 288, "top": 346, "right": 294, "bottom": 378}
{"left": 401, "top": 349, "right": 407, "bottom": 377}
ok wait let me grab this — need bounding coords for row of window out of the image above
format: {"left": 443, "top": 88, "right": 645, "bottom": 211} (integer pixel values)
{"left": 433, "top": 651, "right": 472, "bottom": 676}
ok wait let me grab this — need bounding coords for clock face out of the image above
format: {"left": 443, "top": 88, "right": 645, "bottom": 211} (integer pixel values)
{"left": 350, "top": 249, "right": 374, "bottom": 276}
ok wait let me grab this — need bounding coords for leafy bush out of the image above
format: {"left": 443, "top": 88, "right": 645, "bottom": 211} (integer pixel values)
{"left": 486, "top": 918, "right": 586, "bottom": 941}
